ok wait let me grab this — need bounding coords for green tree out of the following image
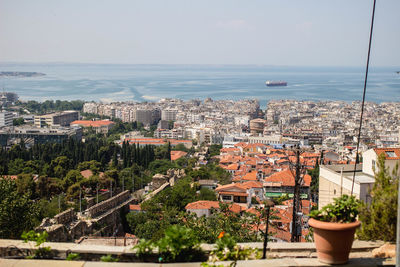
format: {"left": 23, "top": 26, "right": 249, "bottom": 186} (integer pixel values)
{"left": 358, "top": 153, "right": 398, "bottom": 241}
{"left": 8, "top": 158, "right": 25, "bottom": 175}
{"left": 198, "top": 187, "right": 217, "bottom": 201}
{"left": 63, "top": 170, "right": 84, "bottom": 191}
{"left": 0, "top": 179, "right": 39, "bottom": 239}
{"left": 13, "top": 117, "right": 25, "bottom": 126}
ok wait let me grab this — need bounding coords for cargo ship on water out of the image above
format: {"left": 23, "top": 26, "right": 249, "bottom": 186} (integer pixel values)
{"left": 265, "top": 81, "right": 287, "bottom": 86}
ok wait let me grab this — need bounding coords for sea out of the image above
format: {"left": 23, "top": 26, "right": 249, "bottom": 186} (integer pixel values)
{"left": 0, "top": 63, "right": 399, "bottom": 109}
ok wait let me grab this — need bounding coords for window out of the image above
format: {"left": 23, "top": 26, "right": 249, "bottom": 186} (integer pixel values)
{"left": 222, "top": 195, "right": 231, "bottom": 200}
{"left": 386, "top": 151, "right": 396, "bottom": 158}
{"left": 372, "top": 160, "right": 376, "bottom": 170}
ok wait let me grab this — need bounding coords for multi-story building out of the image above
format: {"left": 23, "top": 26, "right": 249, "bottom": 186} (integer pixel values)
{"left": 362, "top": 148, "right": 400, "bottom": 177}
{"left": 70, "top": 120, "right": 115, "bottom": 134}
{"left": 0, "top": 125, "right": 82, "bottom": 146}
{"left": 0, "top": 111, "right": 13, "bottom": 127}
{"left": 249, "top": 118, "right": 266, "bottom": 136}
{"left": 318, "top": 164, "right": 374, "bottom": 208}
{"left": 34, "top": 111, "right": 79, "bottom": 128}
{"left": 161, "top": 109, "right": 178, "bottom": 121}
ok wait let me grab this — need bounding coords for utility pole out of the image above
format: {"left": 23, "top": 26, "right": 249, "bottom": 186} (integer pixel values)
{"left": 110, "top": 180, "right": 113, "bottom": 197}
{"left": 291, "top": 148, "right": 302, "bottom": 242}
{"left": 122, "top": 175, "right": 125, "bottom": 191}
{"left": 79, "top": 188, "right": 82, "bottom": 213}
{"left": 96, "top": 183, "right": 99, "bottom": 204}
{"left": 58, "top": 193, "right": 61, "bottom": 213}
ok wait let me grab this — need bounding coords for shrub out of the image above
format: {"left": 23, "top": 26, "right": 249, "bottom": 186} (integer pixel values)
{"left": 309, "top": 194, "right": 359, "bottom": 223}
{"left": 133, "top": 225, "right": 205, "bottom": 263}
{"left": 358, "top": 153, "right": 398, "bottom": 241}
{"left": 21, "top": 230, "right": 52, "bottom": 259}
{"left": 204, "top": 232, "right": 260, "bottom": 266}
{"left": 100, "top": 254, "right": 118, "bottom": 262}
{"left": 157, "top": 225, "right": 203, "bottom": 262}
{"left": 66, "top": 253, "right": 81, "bottom": 261}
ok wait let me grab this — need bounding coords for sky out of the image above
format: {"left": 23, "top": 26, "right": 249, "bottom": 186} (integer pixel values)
{"left": 0, "top": 0, "right": 399, "bottom": 66}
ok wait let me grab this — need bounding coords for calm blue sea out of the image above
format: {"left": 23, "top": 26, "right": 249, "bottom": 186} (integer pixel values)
{"left": 0, "top": 63, "right": 399, "bottom": 109}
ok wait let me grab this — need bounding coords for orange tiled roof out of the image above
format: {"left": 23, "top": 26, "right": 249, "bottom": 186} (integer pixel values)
{"left": 129, "top": 204, "right": 141, "bottom": 211}
{"left": 242, "top": 171, "right": 258, "bottom": 181}
{"left": 240, "top": 181, "right": 263, "bottom": 189}
{"left": 225, "top": 163, "right": 239, "bottom": 171}
{"left": 220, "top": 147, "right": 240, "bottom": 153}
{"left": 218, "top": 191, "right": 248, "bottom": 197}
{"left": 265, "top": 169, "right": 311, "bottom": 187}
{"left": 215, "top": 183, "right": 246, "bottom": 192}
{"left": 374, "top": 148, "right": 400, "bottom": 160}
{"left": 185, "top": 201, "right": 244, "bottom": 213}
{"left": 71, "top": 120, "right": 115, "bottom": 127}
{"left": 171, "top": 151, "right": 187, "bottom": 161}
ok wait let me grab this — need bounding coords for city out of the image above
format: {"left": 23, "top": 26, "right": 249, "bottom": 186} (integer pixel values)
{"left": 1, "top": 0, "right": 399, "bottom": 266}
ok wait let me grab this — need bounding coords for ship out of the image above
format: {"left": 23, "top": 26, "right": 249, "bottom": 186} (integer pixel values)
{"left": 266, "top": 81, "right": 287, "bottom": 86}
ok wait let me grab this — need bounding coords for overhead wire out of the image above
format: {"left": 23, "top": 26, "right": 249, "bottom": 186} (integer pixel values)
{"left": 351, "top": 0, "right": 377, "bottom": 195}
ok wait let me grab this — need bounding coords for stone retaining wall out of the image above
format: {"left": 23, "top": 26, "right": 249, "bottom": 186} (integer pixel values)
{"left": 54, "top": 208, "right": 75, "bottom": 225}
{"left": 86, "top": 190, "right": 130, "bottom": 218}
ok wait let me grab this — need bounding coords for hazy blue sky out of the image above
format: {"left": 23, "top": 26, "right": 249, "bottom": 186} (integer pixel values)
{"left": 1, "top": 0, "right": 399, "bottom": 66}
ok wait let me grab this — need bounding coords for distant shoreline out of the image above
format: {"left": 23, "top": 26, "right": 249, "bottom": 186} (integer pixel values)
{"left": 0, "top": 71, "right": 45, "bottom": 78}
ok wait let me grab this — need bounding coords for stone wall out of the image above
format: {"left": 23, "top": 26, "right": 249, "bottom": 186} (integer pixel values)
{"left": 86, "top": 191, "right": 111, "bottom": 208}
{"left": 54, "top": 208, "right": 75, "bottom": 225}
{"left": 151, "top": 174, "right": 168, "bottom": 190}
{"left": 86, "top": 190, "right": 130, "bottom": 218}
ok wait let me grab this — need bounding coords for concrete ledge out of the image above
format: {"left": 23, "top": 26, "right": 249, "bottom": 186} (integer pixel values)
{"left": 0, "top": 257, "right": 395, "bottom": 267}
{"left": 0, "top": 239, "right": 389, "bottom": 265}
{"left": 0, "top": 239, "right": 384, "bottom": 255}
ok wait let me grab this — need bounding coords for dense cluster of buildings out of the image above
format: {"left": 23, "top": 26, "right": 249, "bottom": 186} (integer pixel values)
{"left": 266, "top": 100, "right": 400, "bottom": 150}
{"left": 83, "top": 99, "right": 400, "bottom": 158}
{"left": 83, "top": 98, "right": 260, "bottom": 144}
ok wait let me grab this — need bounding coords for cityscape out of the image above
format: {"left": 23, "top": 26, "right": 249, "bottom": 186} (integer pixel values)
{"left": 1, "top": 0, "right": 400, "bottom": 266}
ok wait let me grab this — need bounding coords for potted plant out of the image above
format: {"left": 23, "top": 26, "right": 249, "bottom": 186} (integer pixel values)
{"left": 308, "top": 194, "right": 360, "bottom": 264}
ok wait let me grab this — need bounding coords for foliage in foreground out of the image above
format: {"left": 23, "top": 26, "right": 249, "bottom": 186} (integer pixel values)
{"left": 100, "top": 254, "right": 118, "bottom": 262}
{"left": 21, "top": 230, "right": 52, "bottom": 259}
{"left": 309, "top": 194, "right": 360, "bottom": 223}
{"left": 0, "top": 179, "right": 39, "bottom": 239}
{"left": 202, "top": 232, "right": 260, "bottom": 267}
{"left": 358, "top": 153, "right": 398, "bottom": 241}
{"left": 134, "top": 225, "right": 205, "bottom": 263}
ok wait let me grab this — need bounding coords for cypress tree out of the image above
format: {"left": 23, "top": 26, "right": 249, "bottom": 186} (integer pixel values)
{"left": 358, "top": 153, "right": 398, "bottom": 241}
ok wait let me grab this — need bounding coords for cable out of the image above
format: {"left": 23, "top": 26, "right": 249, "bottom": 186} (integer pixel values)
{"left": 351, "top": 0, "right": 376, "bottom": 195}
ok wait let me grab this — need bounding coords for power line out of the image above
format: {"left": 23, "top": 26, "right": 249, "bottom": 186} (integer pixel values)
{"left": 350, "top": 0, "right": 376, "bottom": 195}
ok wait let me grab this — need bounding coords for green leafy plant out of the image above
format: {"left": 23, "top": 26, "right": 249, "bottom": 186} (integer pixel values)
{"left": 157, "top": 225, "right": 203, "bottom": 262}
{"left": 66, "top": 253, "right": 81, "bottom": 261}
{"left": 358, "top": 153, "right": 398, "bottom": 241}
{"left": 133, "top": 225, "right": 205, "bottom": 262}
{"left": 204, "top": 232, "right": 260, "bottom": 267}
{"left": 21, "top": 230, "right": 52, "bottom": 259}
{"left": 134, "top": 239, "right": 154, "bottom": 260}
{"left": 309, "top": 194, "right": 360, "bottom": 223}
{"left": 100, "top": 254, "right": 118, "bottom": 262}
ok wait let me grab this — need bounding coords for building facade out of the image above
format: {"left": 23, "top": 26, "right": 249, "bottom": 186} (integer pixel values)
{"left": 0, "top": 111, "right": 13, "bottom": 127}
{"left": 34, "top": 111, "right": 79, "bottom": 128}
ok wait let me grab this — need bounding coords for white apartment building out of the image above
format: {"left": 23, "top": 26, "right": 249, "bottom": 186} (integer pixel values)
{"left": 318, "top": 164, "right": 374, "bottom": 208}
{"left": 0, "top": 111, "right": 13, "bottom": 127}
{"left": 362, "top": 148, "right": 400, "bottom": 177}
{"left": 34, "top": 111, "right": 79, "bottom": 128}
{"left": 161, "top": 109, "right": 178, "bottom": 121}
{"left": 248, "top": 135, "right": 282, "bottom": 145}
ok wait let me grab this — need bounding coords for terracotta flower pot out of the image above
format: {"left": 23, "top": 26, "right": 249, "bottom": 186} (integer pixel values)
{"left": 308, "top": 218, "right": 361, "bottom": 264}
